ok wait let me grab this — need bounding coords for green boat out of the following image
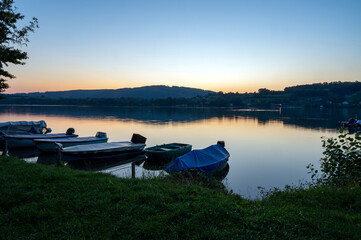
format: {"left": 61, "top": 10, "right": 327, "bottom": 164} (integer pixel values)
{"left": 145, "top": 143, "right": 192, "bottom": 162}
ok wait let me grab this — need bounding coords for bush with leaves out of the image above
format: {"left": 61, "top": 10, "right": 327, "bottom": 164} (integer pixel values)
{"left": 308, "top": 130, "right": 361, "bottom": 186}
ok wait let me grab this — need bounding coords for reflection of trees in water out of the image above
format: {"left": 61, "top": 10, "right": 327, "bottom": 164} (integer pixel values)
{"left": 279, "top": 108, "right": 360, "bottom": 131}
{"left": 0, "top": 106, "right": 227, "bottom": 124}
{"left": 231, "top": 108, "right": 361, "bottom": 131}
{"left": 1, "top": 106, "right": 361, "bottom": 131}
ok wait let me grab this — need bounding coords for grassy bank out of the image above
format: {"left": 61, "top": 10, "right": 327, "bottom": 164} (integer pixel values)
{"left": 0, "top": 156, "right": 360, "bottom": 239}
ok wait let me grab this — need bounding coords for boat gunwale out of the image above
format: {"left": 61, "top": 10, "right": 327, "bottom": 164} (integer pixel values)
{"left": 34, "top": 136, "right": 108, "bottom": 143}
{"left": 4, "top": 133, "right": 78, "bottom": 139}
{"left": 61, "top": 141, "right": 146, "bottom": 154}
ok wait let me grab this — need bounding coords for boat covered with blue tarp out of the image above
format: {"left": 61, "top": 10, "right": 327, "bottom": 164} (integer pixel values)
{"left": 165, "top": 144, "right": 229, "bottom": 173}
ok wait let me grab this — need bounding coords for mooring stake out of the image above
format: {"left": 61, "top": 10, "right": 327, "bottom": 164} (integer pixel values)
{"left": 131, "top": 162, "right": 135, "bottom": 178}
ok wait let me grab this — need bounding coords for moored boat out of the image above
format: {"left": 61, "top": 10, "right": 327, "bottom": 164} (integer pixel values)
{"left": 0, "top": 120, "right": 51, "bottom": 149}
{"left": 4, "top": 128, "right": 78, "bottom": 148}
{"left": 34, "top": 132, "right": 108, "bottom": 152}
{"left": 0, "top": 120, "right": 50, "bottom": 135}
{"left": 145, "top": 143, "right": 192, "bottom": 162}
{"left": 165, "top": 142, "right": 230, "bottom": 174}
{"left": 59, "top": 133, "right": 146, "bottom": 162}
{"left": 341, "top": 118, "right": 361, "bottom": 130}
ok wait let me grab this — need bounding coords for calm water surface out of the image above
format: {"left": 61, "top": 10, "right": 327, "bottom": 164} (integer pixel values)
{"left": 1, "top": 105, "right": 360, "bottom": 198}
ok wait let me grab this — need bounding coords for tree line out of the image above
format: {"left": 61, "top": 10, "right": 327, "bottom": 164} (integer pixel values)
{"left": 1, "top": 81, "right": 361, "bottom": 108}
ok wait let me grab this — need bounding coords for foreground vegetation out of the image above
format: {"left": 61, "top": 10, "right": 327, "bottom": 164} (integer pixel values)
{"left": 0, "top": 157, "right": 360, "bottom": 239}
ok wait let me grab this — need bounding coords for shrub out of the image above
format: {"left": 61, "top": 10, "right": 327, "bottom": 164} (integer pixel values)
{"left": 308, "top": 130, "right": 361, "bottom": 186}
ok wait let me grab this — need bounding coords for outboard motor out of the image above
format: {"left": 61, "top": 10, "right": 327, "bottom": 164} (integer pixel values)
{"left": 66, "top": 128, "right": 75, "bottom": 135}
{"left": 96, "top": 132, "right": 107, "bottom": 138}
{"left": 348, "top": 118, "right": 357, "bottom": 124}
{"left": 217, "top": 141, "right": 225, "bottom": 148}
{"left": 131, "top": 133, "right": 146, "bottom": 144}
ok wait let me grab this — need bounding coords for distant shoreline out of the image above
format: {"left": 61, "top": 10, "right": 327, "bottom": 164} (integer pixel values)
{"left": 2, "top": 81, "right": 361, "bottom": 108}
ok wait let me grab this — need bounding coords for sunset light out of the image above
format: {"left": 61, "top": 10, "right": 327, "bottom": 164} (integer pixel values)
{"left": 5, "top": 0, "right": 361, "bottom": 93}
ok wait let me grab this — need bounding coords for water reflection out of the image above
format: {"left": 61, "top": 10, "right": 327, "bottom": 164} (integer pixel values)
{"left": 142, "top": 158, "right": 229, "bottom": 181}
{"left": 37, "top": 152, "right": 59, "bottom": 165}
{"left": 143, "top": 158, "right": 173, "bottom": 171}
{"left": 67, "top": 154, "right": 146, "bottom": 171}
{"left": 8, "top": 147, "right": 40, "bottom": 159}
{"left": 4, "top": 144, "right": 229, "bottom": 181}
{"left": 1, "top": 105, "right": 360, "bottom": 131}
{"left": 212, "top": 163, "right": 230, "bottom": 181}
{"left": 1, "top": 105, "right": 360, "bottom": 198}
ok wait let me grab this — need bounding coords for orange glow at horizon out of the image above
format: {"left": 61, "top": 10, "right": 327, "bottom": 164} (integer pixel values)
{"left": 3, "top": 72, "right": 306, "bottom": 94}
{"left": 5, "top": 64, "right": 360, "bottom": 94}
{"left": 5, "top": 80, "right": 286, "bottom": 94}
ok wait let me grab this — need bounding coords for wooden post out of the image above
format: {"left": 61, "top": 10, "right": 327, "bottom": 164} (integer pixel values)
{"left": 131, "top": 162, "right": 135, "bottom": 178}
{"left": 57, "top": 149, "right": 62, "bottom": 166}
{"left": 4, "top": 139, "right": 9, "bottom": 157}
{"left": 55, "top": 143, "right": 62, "bottom": 166}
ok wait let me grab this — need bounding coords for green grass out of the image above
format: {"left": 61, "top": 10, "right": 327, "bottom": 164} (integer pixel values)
{"left": 0, "top": 156, "right": 360, "bottom": 239}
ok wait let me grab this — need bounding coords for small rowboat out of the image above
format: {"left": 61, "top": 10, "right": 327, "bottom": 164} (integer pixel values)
{"left": 145, "top": 143, "right": 192, "bottom": 162}
{"left": 165, "top": 142, "right": 229, "bottom": 174}
{"left": 59, "top": 133, "right": 147, "bottom": 162}
{"left": 4, "top": 128, "right": 78, "bottom": 148}
{"left": 60, "top": 142, "right": 146, "bottom": 162}
{"left": 34, "top": 132, "right": 108, "bottom": 152}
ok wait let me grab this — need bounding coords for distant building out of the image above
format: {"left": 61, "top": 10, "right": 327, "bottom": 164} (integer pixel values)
{"left": 342, "top": 101, "right": 349, "bottom": 105}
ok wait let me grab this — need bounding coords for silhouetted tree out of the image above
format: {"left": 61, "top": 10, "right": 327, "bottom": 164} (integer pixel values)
{"left": 0, "top": 0, "right": 38, "bottom": 95}
{"left": 258, "top": 88, "right": 271, "bottom": 95}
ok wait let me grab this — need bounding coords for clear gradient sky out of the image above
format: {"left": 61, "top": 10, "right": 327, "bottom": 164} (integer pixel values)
{"left": 5, "top": 0, "right": 361, "bottom": 93}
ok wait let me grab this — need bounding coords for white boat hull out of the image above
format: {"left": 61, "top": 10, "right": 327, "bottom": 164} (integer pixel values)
{"left": 35, "top": 137, "right": 108, "bottom": 152}
{"left": 5, "top": 133, "right": 78, "bottom": 148}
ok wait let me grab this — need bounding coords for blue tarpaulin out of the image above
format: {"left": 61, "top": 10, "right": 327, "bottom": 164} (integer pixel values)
{"left": 165, "top": 144, "right": 230, "bottom": 173}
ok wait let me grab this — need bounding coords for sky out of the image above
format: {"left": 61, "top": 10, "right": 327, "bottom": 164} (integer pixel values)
{"left": 5, "top": 0, "right": 361, "bottom": 93}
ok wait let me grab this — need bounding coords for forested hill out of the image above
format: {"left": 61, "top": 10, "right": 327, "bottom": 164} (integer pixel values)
{"left": 11, "top": 85, "right": 214, "bottom": 99}
{"left": 284, "top": 82, "right": 361, "bottom": 97}
{"left": 2, "top": 81, "right": 361, "bottom": 107}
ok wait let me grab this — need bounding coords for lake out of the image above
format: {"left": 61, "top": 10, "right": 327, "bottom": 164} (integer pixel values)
{"left": 1, "top": 105, "right": 360, "bottom": 198}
